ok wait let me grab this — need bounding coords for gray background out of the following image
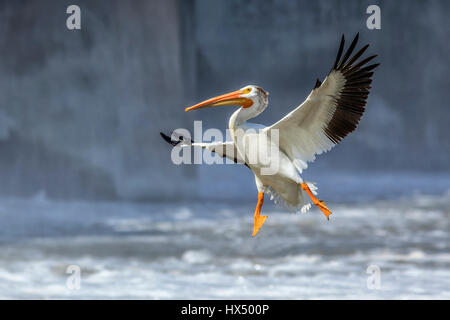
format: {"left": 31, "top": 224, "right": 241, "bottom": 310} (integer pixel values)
{"left": 0, "top": 0, "right": 449, "bottom": 201}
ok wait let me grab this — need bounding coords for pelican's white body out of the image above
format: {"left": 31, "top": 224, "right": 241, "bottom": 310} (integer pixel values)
{"left": 180, "top": 34, "right": 377, "bottom": 223}
{"left": 228, "top": 94, "right": 313, "bottom": 212}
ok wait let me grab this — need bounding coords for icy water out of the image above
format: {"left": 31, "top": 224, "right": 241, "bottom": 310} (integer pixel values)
{"left": 0, "top": 188, "right": 448, "bottom": 299}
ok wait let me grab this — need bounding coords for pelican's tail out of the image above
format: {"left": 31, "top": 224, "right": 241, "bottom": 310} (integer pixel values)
{"left": 305, "top": 181, "right": 318, "bottom": 195}
{"left": 264, "top": 181, "right": 318, "bottom": 214}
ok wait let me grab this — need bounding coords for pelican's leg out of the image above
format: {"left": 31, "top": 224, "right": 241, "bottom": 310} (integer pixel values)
{"left": 300, "top": 183, "right": 332, "bottom": 220}
{"left": 252, "top": 192, "right": 268, "bottom": 237}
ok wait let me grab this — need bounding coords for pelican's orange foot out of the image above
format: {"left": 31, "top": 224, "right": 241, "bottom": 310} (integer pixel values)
{"left": 252, "top": 214, "right": 268, "bottom": 237}
{"left": 300, "top": 182, "right": 332, "bottom": 220}
{"left": 252, "top": 192, "right": 268, "bottom": 237}
{"left": 315, "top": 200, "right": 331, "bottom": 220}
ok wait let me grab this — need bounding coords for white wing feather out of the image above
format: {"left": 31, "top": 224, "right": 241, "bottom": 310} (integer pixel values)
{"left": 192, "top": 141, "right": 246, "bottom": 165}
{"left": 265, "top": 33, "right": 378, "bottom": 173}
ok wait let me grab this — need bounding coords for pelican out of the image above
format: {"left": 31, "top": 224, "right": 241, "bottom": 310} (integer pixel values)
{"left": 161, "top": 33, "right": 378, "bottom": 236}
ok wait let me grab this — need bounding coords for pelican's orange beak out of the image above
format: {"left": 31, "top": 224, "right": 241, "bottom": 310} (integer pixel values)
{"left": 185, "top": 89, "right": 253, "bottom": 112}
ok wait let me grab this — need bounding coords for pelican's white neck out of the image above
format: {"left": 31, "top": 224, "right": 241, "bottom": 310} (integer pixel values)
{"left": 228, "top": 98, "right": 268, "bottom": 130}
{"left": 229, "top": 108, "right": 245, "bottom": 129}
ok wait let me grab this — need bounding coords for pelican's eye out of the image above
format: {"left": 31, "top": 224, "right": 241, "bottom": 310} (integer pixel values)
{"left": 243, "top": 87, "right": 252, "bottom": 94}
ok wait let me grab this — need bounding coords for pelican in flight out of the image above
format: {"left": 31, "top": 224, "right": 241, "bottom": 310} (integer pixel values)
{"left": 161, "top": 33, "right": 378, "bottom": 236}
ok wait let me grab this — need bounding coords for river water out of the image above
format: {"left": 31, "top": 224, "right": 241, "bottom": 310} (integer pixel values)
{"left": 0, "top": 177, "right": 448, "bottom": 299}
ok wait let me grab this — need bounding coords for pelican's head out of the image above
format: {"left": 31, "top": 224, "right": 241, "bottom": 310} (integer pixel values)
{"left": 185, "top": 85, "right": 269, "bottom": 117}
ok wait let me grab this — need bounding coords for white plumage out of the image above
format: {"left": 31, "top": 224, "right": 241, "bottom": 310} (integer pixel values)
{"left": 162, "top": 33, "right": 378, "bottom": 236}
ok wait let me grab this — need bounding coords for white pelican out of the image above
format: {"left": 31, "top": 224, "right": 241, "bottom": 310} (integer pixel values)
{"left": 161, "top": 33, "right": 378, "bottom": 236}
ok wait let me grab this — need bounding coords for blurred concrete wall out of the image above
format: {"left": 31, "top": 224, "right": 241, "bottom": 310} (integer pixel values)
{"left": 0, "top": 0, "right": 448, "bottom": 200}
{"left": 0, "top": 0, "right": 195, "bottom": 200}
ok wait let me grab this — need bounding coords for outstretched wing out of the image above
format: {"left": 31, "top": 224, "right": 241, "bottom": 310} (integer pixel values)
{"left": 160, "top": 132, "right": 246, "bottom": 165}
{"left": 265, "top": 33, "right": 379, "bottom": 173}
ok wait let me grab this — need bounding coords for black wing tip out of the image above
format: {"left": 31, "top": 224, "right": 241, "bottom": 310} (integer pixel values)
{"left": 336, "top": 33, "right": 360, "bottom": 70}
{"left": 365, "top": 62, "right": 380, "bottom": 71}
{"left": 332, "top": 34, "right": 346, "bottom": 70}
{"left": 160, "top": 131, "right": 180, "bottom": 146}
{"left": 323, "top": 33, "right": 379, "bottom": 145}
{"left": 332, "top": 33, "right": 378, "bottom": 73}
{"left": 340, "top": 34, "right": 345, "bottom": 46}
{"left": 314, "top": 78, "right": 322, "bottom": 89}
